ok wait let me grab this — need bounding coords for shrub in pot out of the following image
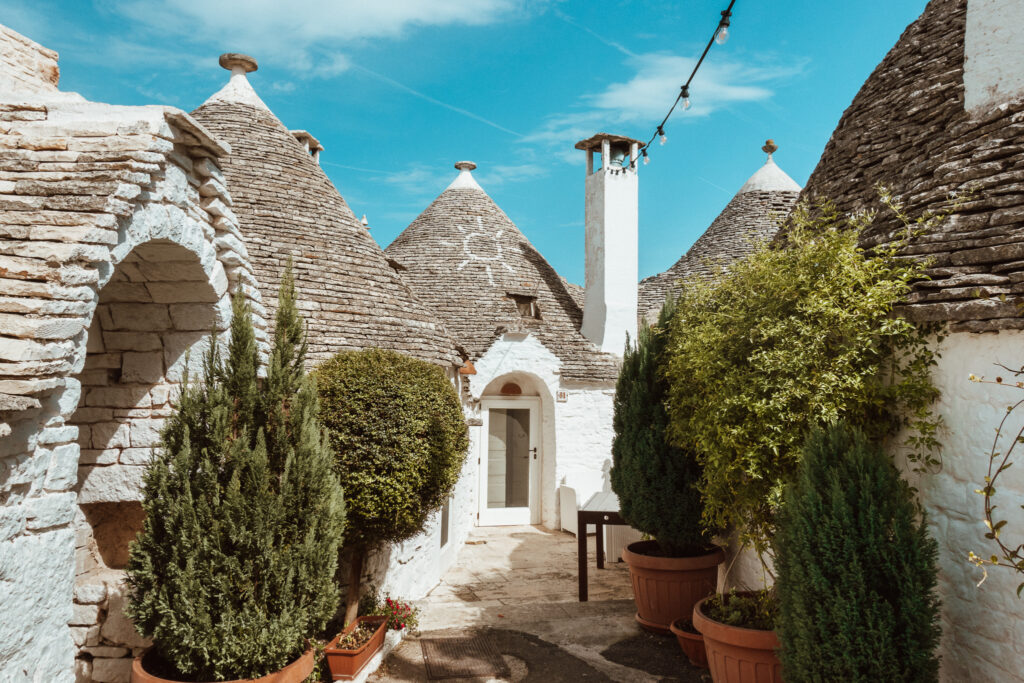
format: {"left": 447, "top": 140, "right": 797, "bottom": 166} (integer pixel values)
{"left": 126, "top": 268, "right": 346, "bottom": 682}
{"left": 775, "top": 423, "right": 941, "bottom": 681}
{"left": 315, "top": 348, "right": 468, "bottom": 624}
{"left": 611, "top": 298, "right": 723, "bottom": 635}
{"left": 692, "top": 590, "right": 780, "bottom": 683}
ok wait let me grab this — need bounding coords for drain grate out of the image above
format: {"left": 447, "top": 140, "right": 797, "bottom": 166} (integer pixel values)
{"left": 420, "top": 636, "right": 510, "bottom": 680}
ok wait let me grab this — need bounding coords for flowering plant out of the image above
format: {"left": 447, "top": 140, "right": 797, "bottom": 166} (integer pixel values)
{"left": 372, "top": 596, "right": 420, "bottom": 631}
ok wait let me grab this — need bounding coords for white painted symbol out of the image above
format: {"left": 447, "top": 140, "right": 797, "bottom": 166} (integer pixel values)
{"left": 440, "top": 216, "right": 516, "bottom": 286}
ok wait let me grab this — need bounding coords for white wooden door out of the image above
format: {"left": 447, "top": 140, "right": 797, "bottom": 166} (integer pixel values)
{"left": 478, "top": 398, "right": 541, "bottom": 526}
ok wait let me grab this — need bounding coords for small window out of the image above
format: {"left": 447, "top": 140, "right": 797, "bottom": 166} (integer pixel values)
{"left": 509, "top": 294, "right": 540, "bottom": 319}
{"left": 440, "top": 499, "right": 451, "bottom": 548}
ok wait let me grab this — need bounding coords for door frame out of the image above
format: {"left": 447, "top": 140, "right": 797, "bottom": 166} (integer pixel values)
{"left": 478, "top": 397, "right": 542, "bottom": 526}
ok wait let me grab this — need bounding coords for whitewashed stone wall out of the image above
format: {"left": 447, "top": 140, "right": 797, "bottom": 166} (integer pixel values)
{"left": 0, "top": 25, "right": 264, "bottom": 681}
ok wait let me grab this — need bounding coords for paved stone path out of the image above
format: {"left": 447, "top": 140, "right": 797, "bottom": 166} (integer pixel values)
{"left": 369, "top": 525, "right": 708, "bottom": 683}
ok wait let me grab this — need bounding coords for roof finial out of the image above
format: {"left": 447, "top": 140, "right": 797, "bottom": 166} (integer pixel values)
{"left": 219, "top": 53, "right": 258, "bottom": 73}
{"left": 454, "top": 161, "right": 477, "bottom": 172}
{"left": 762, "top": 139, "right": 778, "bottom": 159}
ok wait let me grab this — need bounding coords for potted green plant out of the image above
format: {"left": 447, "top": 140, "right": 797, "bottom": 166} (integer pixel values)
{"left": 691, "top": 590, "right": 780, "bottom": 683}
{"left": 323, "top": 615, "right": 388, "bottom": 681}
{"left": 611, "top": 298, "right": 724, "bottom": 636}
{"left": 127, "top": 267, "right": 346, "bottom": 683}
{"left": 775, "top": 424, "right": 940, "bottom": 681}
{"left": 314, "top": 348, "right": 469, "bottom": 625}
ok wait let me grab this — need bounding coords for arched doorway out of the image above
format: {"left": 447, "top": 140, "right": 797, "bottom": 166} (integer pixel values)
{"left": 68, "top": 238, "right": 230, "bottom": 674}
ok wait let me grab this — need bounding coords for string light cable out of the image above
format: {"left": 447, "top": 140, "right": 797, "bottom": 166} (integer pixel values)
{"left": 633, "top": 0, "right": 735, "bottom": 166}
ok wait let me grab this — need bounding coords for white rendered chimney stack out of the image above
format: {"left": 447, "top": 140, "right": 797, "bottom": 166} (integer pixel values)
{"left": 575, "top": 133, "right": 640, "bottom": 355}
{"left": 964, "top": 0, "right": 1024, "bottom": 112}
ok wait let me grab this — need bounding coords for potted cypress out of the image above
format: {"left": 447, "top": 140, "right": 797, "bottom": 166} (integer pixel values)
{"left": 774, "top": 424, "right": 941, "bottom": 681}
{"left": 126, "top": 268, "right": 346, "bottom": 682}
{"left": 315, "top": 348, "right": 469, "bottom": 626}
{"left": 611, "top": 298, "right": 723, "bottom": 637}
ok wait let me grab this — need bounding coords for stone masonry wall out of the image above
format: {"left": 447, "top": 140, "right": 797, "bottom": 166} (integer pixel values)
{"left": 0, "top": 31, "right": 265, "bottom": 679}
{"left": 0, "top": 24, "right": 59, "bottom": 95}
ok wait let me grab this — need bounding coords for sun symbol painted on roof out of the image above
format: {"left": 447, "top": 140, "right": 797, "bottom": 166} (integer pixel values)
{"left": 441, "top": 216, "right": 517, "bottom": 286}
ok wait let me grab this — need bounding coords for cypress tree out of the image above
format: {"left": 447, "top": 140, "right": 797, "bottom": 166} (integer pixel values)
{"left": 776, "top": 423, "right": 941, "bottom": 682}
{"left": 126, "top": 266, "right": 346, "bottom": 681}
{"left": 610, "top": 298, "right": 709, "bottom": 556}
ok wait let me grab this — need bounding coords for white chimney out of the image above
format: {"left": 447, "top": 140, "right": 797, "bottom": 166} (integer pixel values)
{"left": 964, "top": 0, "right": 1024, "bottom": 112}
{"left": 575, "top": 133, "right": 640, "bottom": 355}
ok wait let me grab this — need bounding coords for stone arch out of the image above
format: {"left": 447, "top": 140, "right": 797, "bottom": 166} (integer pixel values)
{"left": 0, "top": 97, "right": 265, "bottom": 681}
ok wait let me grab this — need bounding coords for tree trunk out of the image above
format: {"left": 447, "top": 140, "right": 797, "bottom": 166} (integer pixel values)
{"left": 344, "top": 548, "right": 364, "bottom": 626}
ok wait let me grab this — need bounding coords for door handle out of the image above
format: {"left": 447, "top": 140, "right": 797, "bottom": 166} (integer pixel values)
{"left": 530, "top": 447, "right": 538, "bottom": 460}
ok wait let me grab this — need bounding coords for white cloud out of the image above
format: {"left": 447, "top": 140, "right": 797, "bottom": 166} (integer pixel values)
{"left": 524, "top": 51, "right": 805, "bottom": 160}
{"left": 115, "top": 0, "right": 527, "bottom": 60}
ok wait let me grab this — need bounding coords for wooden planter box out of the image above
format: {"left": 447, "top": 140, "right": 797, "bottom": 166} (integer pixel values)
{"left": 324, "top": 616, "right": 388, "bottom": 681}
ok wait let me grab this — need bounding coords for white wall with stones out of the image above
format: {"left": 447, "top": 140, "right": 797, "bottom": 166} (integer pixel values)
{"left": 0, "top": 24, "right": 265, "bottom": 682}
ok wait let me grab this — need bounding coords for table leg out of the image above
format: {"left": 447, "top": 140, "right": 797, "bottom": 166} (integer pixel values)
{"left": 578, "top": 510, "right": 588, "bottom": 602}
{"left": 596, "top": 522, "right": 605, "bottom": 570}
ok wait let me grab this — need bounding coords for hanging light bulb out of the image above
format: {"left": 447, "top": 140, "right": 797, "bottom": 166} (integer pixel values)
{"left": 642, "top": 148, "right": 650, "bottom": 165}
{"left": 658, "top": 126, "right": 667, "bottom": 146}
{"left": 681, "top": 85, "right": 691, "bottom": 111}
{"left": 715, "top": 25, "right": 729, "bottom": 44}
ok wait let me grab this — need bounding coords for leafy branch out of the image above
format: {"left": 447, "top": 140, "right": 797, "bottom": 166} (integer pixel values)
{"left": 967, "top": 365, "right": 1024, "bottom": 596}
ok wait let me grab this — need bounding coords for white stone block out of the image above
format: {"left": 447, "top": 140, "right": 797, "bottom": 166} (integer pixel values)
{"left": 69, "top": 603, "right": 99, "bottom": 626}
{"left": 0, "top": 335, "right": 74, "bottom": 361}
{"left": 108, "top": 303, "right": 171, "bottom": 331}
{"left": 119, "top": 447, "right": 155, "bottom": 465}
{"left": 145, "top": 280, "right": 218, "bottom": 304}
{"left": 130, "top": 420, "right": 163, "bottom": 448}
{"left": 163, "top": 332, "right": 211, "bottom": 382}
{"left": 91, "top": 657, "right": 132, "bottom": 683}
{"left": 91, "top": 422, "right": 130, "bottom": 449}
{"left": 102, "top": 331, "right": 162, "bottom": 352}
{"left": 120, "top": 351, "right": 163, "bottom": 383}
{"left": 24, "top": 491, "right": 76, "bottom": 529}
{"left": 43, "top": 443, "right": 80, "bottom": 491}
{"left": 0, "top": 503, "right": 26, "bottom": 542}
{"left": 79, "top": 448, "right": 120, "bottom": 465}
{"left": 169, "top": 301, "right": 229, "bottom": 331}
{"left": 87, "top": 386, "right": 151, "bottom": 409}
{"left": 74, "top": 580, "right": 107, "bottom": 605}
{"left": 100, "top": 584, "right": 151, "bottom": 648}
{"left": 77, "top": 464, "right": 145, "bottom": 504}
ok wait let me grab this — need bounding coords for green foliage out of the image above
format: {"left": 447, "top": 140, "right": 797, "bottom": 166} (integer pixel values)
{"left": 702, "top": 589, "right": 777, "bottom": 631}
{"left": 314, "top": 348, "right": 468, "bottom": 548}
{"left": 126, "top": 268, "right": 346, "bottom": 681}
{"left": 776, "top": 424, "right": 941, "bottom": 682}
{"left": 611, "top": 298, "right": 710, "bottom": 556}
{"left": 664, "top": 198, "right": 943, "bottom": 554}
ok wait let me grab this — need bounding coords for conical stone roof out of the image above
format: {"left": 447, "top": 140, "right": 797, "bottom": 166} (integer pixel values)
{"left": 191, "top": 56, "right": 459, "bottom": 367}
{"left": 385, "top": 162, "right": 620, "bottom": 382}
{"left": 637, "top": 150, "right": 801, "bottom": 323}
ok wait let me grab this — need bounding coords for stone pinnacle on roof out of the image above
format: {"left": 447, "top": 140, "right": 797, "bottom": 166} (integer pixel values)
{"left": 738, "top": 139, "right": 801, "bottom": 194}
{"left": 203, "top": 52, "right": 270, "bottom": 111}
{"left": 447, "top": 160, "right": 483, "bottom": 191}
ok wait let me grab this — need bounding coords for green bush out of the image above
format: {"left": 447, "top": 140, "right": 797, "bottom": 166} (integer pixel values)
{"left": 776, "top": 424, "right": 941, "bottom": 682}
{"left": 314, "top": 348, "right": 468, "bottom": 620}
{"left": 664, "top": 199, "right": 942, "bottom": 555}
{"left": 126, "top": 269, "right": 346, "bottom": 681}
{"left": 611, "top": 298, "right": 710, "bottom": 556}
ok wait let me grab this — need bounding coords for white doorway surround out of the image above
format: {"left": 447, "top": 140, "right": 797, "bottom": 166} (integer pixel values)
{"left": 478, "top": 398, "right": 542, "bottom": 525}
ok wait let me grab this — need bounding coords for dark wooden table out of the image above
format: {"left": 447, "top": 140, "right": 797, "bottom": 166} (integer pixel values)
{"left": 577, "top": 491, "right": 627, "bottom": 601}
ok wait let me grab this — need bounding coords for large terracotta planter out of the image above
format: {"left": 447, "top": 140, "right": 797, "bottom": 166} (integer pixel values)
{"left": 622, "top": 540, "right": 724, "bottom": 634}
{"left": 692, "top": 595, "right": 782, "bottom": 683}
{"left": 324, "top": 615, "right": 388, "bottom": 681}
{"left": 131, "top": 647, "right": 315, "bottom": 683}
{"left": 670, "top": 618, "right": 708, "bottom": 668}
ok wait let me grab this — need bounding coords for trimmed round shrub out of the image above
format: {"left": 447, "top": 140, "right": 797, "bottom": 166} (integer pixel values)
{"left": 776, "top": 423, "right": 941, "bottom": 681}
{"left": 611, "top": 299, "right": 709, "bottom": 556}
{"left": 314, "top": 348, "right": 468, "bottom": 549}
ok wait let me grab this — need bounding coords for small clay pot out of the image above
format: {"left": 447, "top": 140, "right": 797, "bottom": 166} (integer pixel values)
{"left": 692, "top": 595, "right": 782, "bottom": 683}
{"left": 621, "top": 540, "right": 724, "bottom": 634}
{"left": 131, "top": 647, "right": 315, "bottom": 683}
{"left": 670, "top": 618, "right": 708, "bottom": 668}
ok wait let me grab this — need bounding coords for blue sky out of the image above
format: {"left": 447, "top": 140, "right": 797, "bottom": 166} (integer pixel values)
{"left": 2, "top": 0, "right": 927, "bottom": 284}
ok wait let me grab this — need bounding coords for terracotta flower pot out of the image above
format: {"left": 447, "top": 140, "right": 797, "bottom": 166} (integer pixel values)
{"left": 324, "top": 615, "right": 388, "bottom": 681}
{"left": 621, "top": 540, "right": 724, "bottom": 634}
{"left": 692, "top": 595, "right": 782, "bottom": 683}
{"left": 670, "top": 618, "right": 708, "bottom": 668}
{"left": 131, "top": 647, "right": 315, "bottom": 683}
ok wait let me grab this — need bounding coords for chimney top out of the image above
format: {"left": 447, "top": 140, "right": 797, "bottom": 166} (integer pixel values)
{"left": 574, "top": 132, "right": 644, "bottom": 152}
{"left": 219, "top": 53, "right": 258, "bottom": 73}
{"left": 454, "top": 160, "right": 477, "bottom": 171}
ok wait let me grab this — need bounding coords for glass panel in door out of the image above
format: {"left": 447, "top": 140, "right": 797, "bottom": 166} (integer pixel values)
{"left": 482, "top": 407, "right": 534, "bottom": 525}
